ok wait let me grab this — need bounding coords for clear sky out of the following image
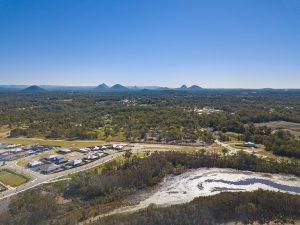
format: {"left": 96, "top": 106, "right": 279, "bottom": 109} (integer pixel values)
{"left": 0, "top": 0, "right": 299, "bottom": 88}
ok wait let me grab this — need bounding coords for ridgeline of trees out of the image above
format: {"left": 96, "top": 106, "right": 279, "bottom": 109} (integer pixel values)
{"left": 0, "top": 151, "right": 300, "bottom": 225}
{"left": 95, "top": 190, "right": 300, "bottom": 225}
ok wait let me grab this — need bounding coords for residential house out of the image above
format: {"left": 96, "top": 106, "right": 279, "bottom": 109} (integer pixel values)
{"left": 79, "top": 148, "right": 90, "bottom": 154}
{"left": 28, "top": 160, "right": 43, "bottom": 167}
{"left": 84, "top": 154, "right": 98, "bottom": 160}
{"left": 58, "top": 148, "right": 71, "bottom": 154}
{"left": 39, "top": 164, "right": 59, "bottom": 174}
{"left": 10, "top": 148, "right": 23, "bottom": 154}
{"left": 69, "top": 159, "right": 82, "bottom": 167}
{"left": 244, "top": 142, "right": 259, "bottom": 148}
{"left": 45, "top": 155, "right": 60, "bottom": 161}
{"left": 100, "top": 145, "right": 106, "bottom": 150}
{"left": 55, "top": 157, "right": 68, "bottom": 165}
{"left": 0, "top": 155, "right": 12, "bottom": 161}
{"left": 91, "top": 146, "right": 100, "bottom": 151}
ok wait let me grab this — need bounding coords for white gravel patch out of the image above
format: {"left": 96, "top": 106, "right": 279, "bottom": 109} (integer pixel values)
{"left": 139, "top": 168, "right": 300, "bottom": 207}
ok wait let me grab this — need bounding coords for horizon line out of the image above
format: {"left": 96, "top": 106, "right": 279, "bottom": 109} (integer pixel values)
{"left": 1, "top": 84, "right": 300, "bottom": 90}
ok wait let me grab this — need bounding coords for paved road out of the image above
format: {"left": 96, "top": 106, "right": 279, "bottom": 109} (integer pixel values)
{"left": 0, "top": 141, "right": 265, "bottom": 201}
{"left": 0, "top": 152, "right": 125, "bottom": 200}
{"left": 0, "top": 142, "right": 200, "bottom": 201}
{"left": 214, "top": 140, "right": 240, "bottom": 154}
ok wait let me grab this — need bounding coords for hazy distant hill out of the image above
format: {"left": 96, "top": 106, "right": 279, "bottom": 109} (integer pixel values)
{"left": 21, "top": 85, "right": 46, "bottom": 93}
{"left": 179, "top": 85, "right": 188, "bottom": 90}
{"left": 188, "top": 85, "right": 203, "bottom": 91}
{"left": 177, "top": 85, "right": 202, "bottom": 91}
{"left": 110, "top": 84, "right": 129, "bottom": 91}
{"left": 95, "top": 83, "right": 109, "bottom": 90}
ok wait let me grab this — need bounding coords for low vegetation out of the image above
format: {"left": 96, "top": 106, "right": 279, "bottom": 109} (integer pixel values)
{"left": 95, "top": 190, "right": 300, "bottom": 225}
{"left": 0, "top": 169, "right": 31, "bottom": 187}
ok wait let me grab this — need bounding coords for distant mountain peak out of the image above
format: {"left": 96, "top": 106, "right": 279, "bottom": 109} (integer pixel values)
{"left": 21, "top": 85, "right": 46, "bottom": 93}
{"left": 188, "top": 85, "right": 202, "bottom": 91}
{"left": 110, "top": 84, "right": 128, "bottom": 91}
{"left": 95, "top": 83, "right": 109, "bottom": 90}
{"left": 179, "top": 84, "right": 188, "bottom": 89}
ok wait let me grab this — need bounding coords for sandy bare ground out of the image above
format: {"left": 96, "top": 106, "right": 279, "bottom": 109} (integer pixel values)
{"left": 80, "top": 168, "right": 300, "bottom": 224}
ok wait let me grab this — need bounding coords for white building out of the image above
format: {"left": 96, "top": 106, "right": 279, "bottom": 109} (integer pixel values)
{"left": 244, "top": 142, "right": 259, "bottom": 148}
{"left": 96, "top": 153, "right": 104, "bottom": 158}
{"left": 28, "top": 160, "right": 43, "bottom": 167}
{"left": 69, "top": 159, "right": 83, "bottom": 167}
{"left": 91, "top": 146, "right": 100, "bottom": 151}
{"left": 84, "top": 155, "right": 98, "bottom": 160}
{"left": 10, "top": 148, "right": 23, "bottom": 154}
{"left": 100, "top": 145, "right": 107, "bottom": 150}
{"left": 79, "top": 148, "right": 90, "bottom": 153}
{"left": 59, "top": 148, "right": 71, "bottom": 154}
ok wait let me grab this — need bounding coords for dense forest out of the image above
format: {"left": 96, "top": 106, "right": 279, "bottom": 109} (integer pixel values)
{"left": 95, "top": 190, "right": 300, "bottom": 225}
{"left": 1, "top": 90, "right": 300, "bottom": 159}
{"left": 0, "top": 151, "right": 299, "bottom": 225}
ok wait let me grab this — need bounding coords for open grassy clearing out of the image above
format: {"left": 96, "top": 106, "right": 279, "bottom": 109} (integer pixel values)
{"left": 255, "top": 121, "right": 300, "bottom": 137}
{"left": 225, "top": 141, "right": 265, "bottom": 152}
{"left": 0, "top": 169, "right": 32, "bottom": 187}
{"left": 0, "top": 137, "right": 220, "bottom": 153}
{"left": 256, "top": 150, "right": 299, "bottom": 161}
{"left": 0, "top": 137, "right": 108, "bottom": 148}
{"left": 255, "top": 121, "right": 300, "bottom": 131}
{"left": 226, "top": 141, "right": 251, "bottom": 150}
{"left": 140, "top": 143, "right": 222, "bottom": 153}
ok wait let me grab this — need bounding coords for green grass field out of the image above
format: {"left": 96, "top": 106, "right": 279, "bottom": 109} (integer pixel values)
{"left": 0, "top": 169, "right": 31, "bottom": 187}
{"left": 226, "top": 141, "right": 252, "bottom": 150}
{"left": 0, "top": 137, "right": 108, "bottom": 148}
{"left": 255, "top": 121, "right": 300, "bottom": 138}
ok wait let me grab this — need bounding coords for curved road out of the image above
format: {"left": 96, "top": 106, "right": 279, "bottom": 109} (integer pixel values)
{"left": 0, "top": 140, "right": 263, "bottom": 201}
{"left": 0, "top": 152, "right": 125, "bottom": 200}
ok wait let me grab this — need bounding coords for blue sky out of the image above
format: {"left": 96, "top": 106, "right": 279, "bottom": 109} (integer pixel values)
{"left": 0, "top": 0, "right": 299, "bottom": 88}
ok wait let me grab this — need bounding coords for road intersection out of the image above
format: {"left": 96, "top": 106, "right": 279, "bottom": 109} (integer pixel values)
{"left": 0, "top": 141, "right": 262, "bottom": 201}
{"left": 0, "top": 151, "right": 125, "bottom": 200}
